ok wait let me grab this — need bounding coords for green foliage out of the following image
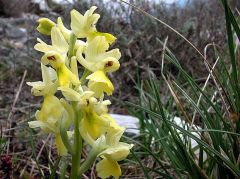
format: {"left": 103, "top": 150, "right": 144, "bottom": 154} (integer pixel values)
{"left": 128, "top": 0, "right": 240, "bottom": 178}
{"left": 0, "top": 135, "right": 6, "bottom": 155}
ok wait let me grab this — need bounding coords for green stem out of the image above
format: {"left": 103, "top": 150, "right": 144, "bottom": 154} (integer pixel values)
{"left": 68, "top": 31, "right": 82, "bottom": 179}
{"left": 60, "top": 117, "right": 73, "bottom": 154}
{"left": 78, "top": 147, "right": 103, "bottom": 177}
{"left": 68, "top": 33, "right": 77, "bottom": 58}
{"left": 80, "top": 69, "right": 91, "bottom": 84}
{"left": 70, "top": 102, "right": 82, "bottom": 179}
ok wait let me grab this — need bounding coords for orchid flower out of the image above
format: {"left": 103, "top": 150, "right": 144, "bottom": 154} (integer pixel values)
{"left": 89, "top": 124, "right": 133, "bottom": 179}
{"left": 27, "top": 63, "right": 57, "bottom": 96}
{"left": 35, "top": 27, "right": 80, "bottom": 87}
{"left": 76, "top": 36, "right": 121, "bottom": 73}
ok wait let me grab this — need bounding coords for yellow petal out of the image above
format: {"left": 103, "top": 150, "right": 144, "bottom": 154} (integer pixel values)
{"left": 57, "top": 17, "right": 71, "bottom": 42}
{"left": 70, "top": 7, "right": 100, "bottom": 38}
{"left": 101, "top": 143, "right": 133, "bottom": 161}
{"left": 86, "top": 71, "right": 114, "bottom": 97}
{"left": 89, "top": 31, "right": 117, "bottom": 45}
{"left": 34, "top": 27, "right": 68, "bottom": 58}
{"left": 27, "top": 64, "right": 57, "bottom": 96}
{"left": 28, "top": 120, "right": 57, "bottom": 133}
{"left": 57, "top": 64, "right": 80, "bottom": 87}
{"left": 75, "top": 40, "right": 86, "bottom": 51}
{"left": 94, "top": 100, "right": 111, "bottom": 115}
{"left": 79, "top": 97, "right": 114, "bottom": 143}
{"left": 76, "top": 36, "right": 120, "bottom": 72}
{"left": 58, "top": 87, "right": 80, "bottom": 101}
{"left": 27, "top": 81, "right": 46, "bottom": 96}
{"left": 60, "top": 98, "right": 74, "bottom": 125}
{"left": 79, "top": 105, "right": 124, "bottom": 146}
{"left": 34, "top": 38, "right": 57, "bottom": 53}
{"left": 37, "top": 95, "right": 65, "bottom": 124}
{"left": 99, "top": 114, "right": 125, "bottom": 145}
{"left": 41, "top": 63, "right": 57, "bottom": 84}
{"left": 51, "top": 27, "right": 68, "bottom": 54}
{"left": 58, "top": 86, "right": 94, "bottom": 102}
{"left": 70, "top": 9, "right": 84, "bottom": 37}
{"left": 80, "top": 111, "right": 104, "bottom": 140}
{"left": 55, "top": 134, "right": 68, "bottom": 156}
{"left": 41, "top": 51, "right": 64, "bottom": 69}
{"left": 83, "top": 6, "right": 100, "bottom": 34}
{"left": 96, "top": 158, "right": 121, "bottom": 179}
{"left": 86, "top": 36, "right": 109, "bottom": 57}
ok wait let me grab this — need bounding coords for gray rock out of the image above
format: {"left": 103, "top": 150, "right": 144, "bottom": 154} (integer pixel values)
{"left": 32, "top": 0, "right": 50, "bottom": 11}
{"left": 6, "top": 26, "right": 27, "bottom": 39}
{"left": 0, "top": 26, "right": 3, "bottom": 34}
{"left": 0, "top": 46, "right": 10, "bottom": 56}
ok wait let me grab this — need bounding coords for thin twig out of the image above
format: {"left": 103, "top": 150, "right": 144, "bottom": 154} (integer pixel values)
{"left": 160, "top": 37, "right": 203, "bottom": 138}
{"left": 191, "top": 43, "right": 221, "bottom": 126}
{"left": 203, "top": 44, "right": 230, "bottom": 116}
{"left": 160, "top": 38, "right": 191, "bottom": 123}
{"left": 6, "top": 70, "right": 27, "bottom": 154}
{"left": 30, "top": 134, "right": 51, "bottom": 175}
{"left": 235, "top": 8, "right": 240, "bottom": 16}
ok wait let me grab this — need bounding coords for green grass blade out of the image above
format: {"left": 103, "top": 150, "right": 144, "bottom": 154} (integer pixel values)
{"left": 221, "top": 0, "right": 240, "bottom": 112}
{"left": 130, "top": 150, "right": 151, "bottom": 179}
{"left": 127, "top": 102, "right": 240, "bottom": 177}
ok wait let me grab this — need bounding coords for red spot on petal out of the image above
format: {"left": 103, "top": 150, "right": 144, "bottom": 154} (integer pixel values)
{"left": 47, "top": 56, "right": 56, "bottom": 61}
{"left": 105, "top": 61, "right": 113, "bottom": 67}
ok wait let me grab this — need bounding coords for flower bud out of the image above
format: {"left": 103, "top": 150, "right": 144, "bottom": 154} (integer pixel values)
{"left": 37, "top": 18, "right": 56, "bottom": 35}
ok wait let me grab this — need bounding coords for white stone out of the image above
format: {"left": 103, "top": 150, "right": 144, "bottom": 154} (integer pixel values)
{"left": 110, "top": 114, "right": 140, "bottom": 135}
{"left": 110, "top": 114, "right": 206, "bottom": 160}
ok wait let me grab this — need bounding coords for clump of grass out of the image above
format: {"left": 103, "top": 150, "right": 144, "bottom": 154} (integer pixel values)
{"left": 127, "top": 0, "right": 240, "bottom": 178}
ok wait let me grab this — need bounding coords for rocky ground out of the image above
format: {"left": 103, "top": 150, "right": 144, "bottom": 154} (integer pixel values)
{"left": 0, "top": 13, "right": 43, "bottom": 178}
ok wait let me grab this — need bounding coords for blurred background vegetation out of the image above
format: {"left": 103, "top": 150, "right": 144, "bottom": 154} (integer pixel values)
{"left": 0, "top": 0, "right": 240, "bottom": 178}
{"left": 1, "top": 0, "right": 239, "bottom": 112}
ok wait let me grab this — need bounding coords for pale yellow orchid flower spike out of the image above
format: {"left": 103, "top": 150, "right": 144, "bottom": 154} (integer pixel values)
{"left": 27, "top": 6, "right": 133, "bottom": 179}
